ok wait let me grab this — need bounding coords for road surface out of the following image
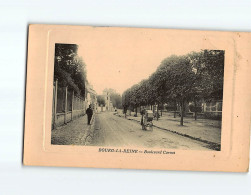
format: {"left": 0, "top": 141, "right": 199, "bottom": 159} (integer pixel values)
{"left": 91, "top": 112, "right": 212, "bottom": 150}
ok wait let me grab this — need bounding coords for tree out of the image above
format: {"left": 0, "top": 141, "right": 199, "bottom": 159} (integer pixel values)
{"left": 97, "top": 95, "right": 105, "bottom": 106}
{"left": 188, "top": 50, "right": 225, "bottom": 119}
{"left": 72, "top": 56, "right": 87, "bottom": 97}
{"left": 54, "top": 43, "right": 87, "bottom": 97}
{"left": 160, "top": 55, "right": 196, "bottom": 125}
{"left": 129, "top": 84, "right": 141, "bottom": 116}
{"left": 122, "top": 50, "right": 224, "bottom": 126}
{"left": 122, "top": 89, "right": 130, "bottom": 118}
{"left": 109, "top": 92, "right": 122, "bottom": 109}
{"left": 201, "top": 50, "right": 224, "bottom": 100}
{"left": 103, "top": 88, "right": 122, "bottom": 109}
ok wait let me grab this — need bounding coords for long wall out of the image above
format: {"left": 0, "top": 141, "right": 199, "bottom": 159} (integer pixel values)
{"left": 52, "top": 80, "right": 87, "bottom": 129}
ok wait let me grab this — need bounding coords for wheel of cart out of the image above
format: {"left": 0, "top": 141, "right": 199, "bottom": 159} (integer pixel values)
{"left": 147, "top": 121, "right": 153, "bottom": 131}
{"left": 145, "top": 120, "right": 154, "bottom": 131}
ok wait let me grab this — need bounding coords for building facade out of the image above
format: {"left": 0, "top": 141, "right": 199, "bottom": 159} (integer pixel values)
{"left": 103, "top": 90, "right": 114, "bottom": 112}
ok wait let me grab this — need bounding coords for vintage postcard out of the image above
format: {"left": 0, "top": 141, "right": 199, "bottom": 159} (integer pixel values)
{"left": 23, "top": 24, "right": 251, "bottom": 172}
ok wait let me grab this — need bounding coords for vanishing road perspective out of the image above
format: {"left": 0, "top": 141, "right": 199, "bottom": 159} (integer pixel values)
{"left": 52, "top": 109, "right": 221, "bottom": 151}
{"left": 93, "top": 112, "right": 219, "bottom": 150}
{"left": 51, "top": 44, "right": 223, "bottom": 151}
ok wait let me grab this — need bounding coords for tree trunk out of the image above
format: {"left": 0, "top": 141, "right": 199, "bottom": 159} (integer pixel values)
{"left": 183, "top": 100, "right": 187, "bottom": 117}
{"left": 157, "top": 104, "right": 159, "bottom": 121}
{"left": 174, "top": 101, "right": 177, "bottom": 118}
{"left": 135, "top": 107, "right": 137, "bottom": 117}
{"left": 124, "top": 107, "right": 127, "bottom": 118}
{"left": 180, "top": 100, "right": 184, "bottom": 126}
{"left": 194, "top": 99, "right": 197, "bottom": 120}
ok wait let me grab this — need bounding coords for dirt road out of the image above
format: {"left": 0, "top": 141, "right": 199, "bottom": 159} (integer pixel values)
{"left": 91, "top": 112, "right": 212, "bottom": 150}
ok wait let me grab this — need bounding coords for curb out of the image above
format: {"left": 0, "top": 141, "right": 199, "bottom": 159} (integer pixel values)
{"left": 115, "top": 113, "right": 221, "bottom": 151}
{"left": 83, "top": 114, "right": 96, "bottom": 145}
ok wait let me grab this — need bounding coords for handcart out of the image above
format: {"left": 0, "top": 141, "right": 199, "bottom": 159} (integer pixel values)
{"left": 141, "top": 110, "right": 153, "bottom": 131}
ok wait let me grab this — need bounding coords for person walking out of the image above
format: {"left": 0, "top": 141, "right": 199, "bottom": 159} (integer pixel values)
{"left": 86, "top": 105, "right": 93, "bottom": 125}
{"left": 140, "top": 107, "right": 146, "bottom": 126}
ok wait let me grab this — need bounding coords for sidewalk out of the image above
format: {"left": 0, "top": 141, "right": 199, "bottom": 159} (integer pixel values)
{"left": 51, "top": 114, "right": 95, "bottom": 145}
{"left": 117, "top": 110, "right": 221, "bottom": 145}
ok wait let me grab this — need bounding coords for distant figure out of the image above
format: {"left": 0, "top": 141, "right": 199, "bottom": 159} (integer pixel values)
{"left": 86, "top": 105, "right": 93, "bottom": 125}
{"left": 123, "top": 107, "right": 127, "bottom": 118}
{"left": 140, "top": 107, "right": 146, "bottom": 125}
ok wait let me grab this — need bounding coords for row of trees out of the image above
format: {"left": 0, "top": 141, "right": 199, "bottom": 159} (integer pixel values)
{"left": 54, "top": 44, "right": 87, "bottom": 97}
{"left": 122, "top": 50, "right": 224, "bottom": 125}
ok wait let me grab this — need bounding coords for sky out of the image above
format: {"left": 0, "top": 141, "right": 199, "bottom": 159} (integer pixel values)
{"left": 77, "top": 27, "right": 203, "bottom": 95}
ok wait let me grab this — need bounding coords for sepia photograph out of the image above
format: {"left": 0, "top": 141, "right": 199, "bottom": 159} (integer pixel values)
{"left": 51, "top": 43, "right": 224, "bottom": 151}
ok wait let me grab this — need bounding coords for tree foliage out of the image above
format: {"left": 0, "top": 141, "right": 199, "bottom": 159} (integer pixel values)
{"left": 103, "top": 88, "right": 123, "bottom": 109}
{"left": 97, "top": 95, "right": 105, "bottom": 106}
{"left": 54, "top": 44, "right": 87, "bottom": 97}
{"left": 122, "top": 50, "right": 224, "bottom": 125}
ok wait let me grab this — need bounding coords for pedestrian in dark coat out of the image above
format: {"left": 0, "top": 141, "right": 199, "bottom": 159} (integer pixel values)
{"left": 86, "top": 105, "right": 93, "bottom": 125}
{"left": 140, "top": 107, "right": 146, "bottom": 125}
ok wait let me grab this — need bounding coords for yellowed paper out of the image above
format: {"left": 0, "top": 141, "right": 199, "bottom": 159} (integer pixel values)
{"left": 23, "top": 24, "right": 251, "bottom": 172}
